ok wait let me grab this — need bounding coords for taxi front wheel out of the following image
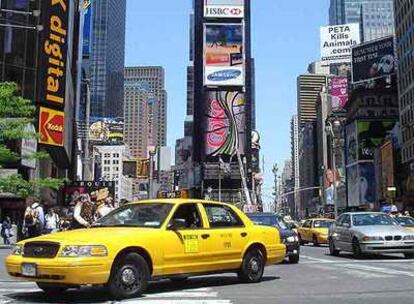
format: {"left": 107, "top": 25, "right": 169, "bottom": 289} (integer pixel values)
{"left": 107, "top": 252, "right": 150, "bottom": 299}
{"left": 238, "top": 248, "right": 265, "bottom": 283}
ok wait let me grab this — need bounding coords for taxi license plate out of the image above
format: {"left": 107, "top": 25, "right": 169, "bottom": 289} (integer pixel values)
{"left": 21, "top": 263, "right": 37, "bottom": 277}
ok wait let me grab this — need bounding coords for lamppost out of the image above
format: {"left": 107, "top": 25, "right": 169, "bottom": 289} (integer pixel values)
{"left": 148, "top": 149, "right": 156, "bottom": 199}
{"left": 272, "top": 164, "right": 278, "bottom": 212}
{"left": 325, "top": 119, "right": 342, "bottom": 218}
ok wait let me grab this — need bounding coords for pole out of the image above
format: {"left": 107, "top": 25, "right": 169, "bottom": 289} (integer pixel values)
{"left": 218, "top": 164, "right": 222, "bottom": 202}
{"left": 332, "top": 138, "right": 338, "bottom": 219}
{"left": 252, "top": 173, "right": 256, "bottom": 205}
{"left": 148, "top": 151, "right": 155, "bottom": 199}
{"left": 236, "top": 149, "right": 252, "bottom": 206}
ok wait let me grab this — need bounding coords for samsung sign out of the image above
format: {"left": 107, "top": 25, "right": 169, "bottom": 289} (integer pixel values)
{"left": 204, "top": 5, "right": 244, "bottom": 18}
{"left": 207, "top": 69, "right": 242, "bottom": 81}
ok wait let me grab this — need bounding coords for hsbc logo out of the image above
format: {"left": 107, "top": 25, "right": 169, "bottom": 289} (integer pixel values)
{"left": 204, "top": 5, "right": 244, "bottom": 18}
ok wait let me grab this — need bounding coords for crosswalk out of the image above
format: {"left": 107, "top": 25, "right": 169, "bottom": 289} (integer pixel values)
{"left": 0, "top": 282, "right": 232, "bottom": 304}
{"left": 301, "top": 254, "right": 414, "bottom": 280}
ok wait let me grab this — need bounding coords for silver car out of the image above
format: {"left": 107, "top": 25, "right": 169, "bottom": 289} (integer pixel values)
{"left": 328, "top": 212, "right": 414, "bottom": 259}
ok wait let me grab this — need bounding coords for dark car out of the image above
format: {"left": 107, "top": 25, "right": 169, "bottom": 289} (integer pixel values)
{"left": 247, "top": 212, "right": 300, "bottom": 263}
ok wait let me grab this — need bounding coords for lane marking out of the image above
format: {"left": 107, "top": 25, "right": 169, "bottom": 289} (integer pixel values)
{"left": 301, "top": 254, "right": 414, "bottom": 264}
{"left": 145, "top": 291, "right": 218, "bottom": 298}
{"left": 119, "top": 301, "right": 232, "bottom": 304}
{"left": 338, "top": 263, "right": 414, "bottom": 277}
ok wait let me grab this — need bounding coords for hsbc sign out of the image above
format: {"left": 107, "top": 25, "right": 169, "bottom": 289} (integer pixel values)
{"left": 204, "top": 5, "right": 244, "bottom": 18}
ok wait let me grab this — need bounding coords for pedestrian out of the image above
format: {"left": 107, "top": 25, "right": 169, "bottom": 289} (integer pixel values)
{"left": 71, "top": 194, "right": 96, "bottom": 229}
{"left": 44, "top": 208, "right": 60, "bottom": 234}
{"left": 1, "top": 217, "right": 13, "bottom": 245}
{"left": 22, "top": 198, "right": 44, "bottom": 238}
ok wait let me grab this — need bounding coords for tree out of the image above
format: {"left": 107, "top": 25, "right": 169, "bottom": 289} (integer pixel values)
{"left": 0, "top": 82, "right": 65, "bottom": 198}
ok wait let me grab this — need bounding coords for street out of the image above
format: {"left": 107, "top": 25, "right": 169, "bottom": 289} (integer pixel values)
{"left": 1, "top": 245, "right": 414, "bottom": 304}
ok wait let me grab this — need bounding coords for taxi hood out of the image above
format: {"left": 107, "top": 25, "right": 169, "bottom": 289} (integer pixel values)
{"left": 26, "top": 227, "right": 157, "bottom": 244}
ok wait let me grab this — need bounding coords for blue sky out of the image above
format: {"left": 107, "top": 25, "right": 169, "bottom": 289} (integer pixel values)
{"left": 125, "top": 0, "right": 329, "bottom": 205}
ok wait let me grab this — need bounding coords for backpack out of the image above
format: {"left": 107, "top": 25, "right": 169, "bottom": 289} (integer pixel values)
{"left": 25, "top": 205, "right": 39, "bottom": 227}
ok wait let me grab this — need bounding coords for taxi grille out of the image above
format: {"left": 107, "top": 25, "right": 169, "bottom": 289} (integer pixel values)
{"left": 23, "top": 241, "right": 60, "bottom": 258}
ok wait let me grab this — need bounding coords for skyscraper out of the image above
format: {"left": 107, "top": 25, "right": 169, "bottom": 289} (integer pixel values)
{"left": 291, "top": 115, "right": 300, "bottom": 194}
{"left": 123, "top": 67, "right": 167, "bottom": 159}
{"left": 329, "top": 0, "right": 394, "bottom": 42}
{"left": 395, "top": 1, "right": 414, "bottom": 164}
{"left": 90, "top": 0, "right": 126, "bottom": 119}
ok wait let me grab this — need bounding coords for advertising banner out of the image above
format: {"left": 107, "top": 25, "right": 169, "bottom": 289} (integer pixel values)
{"left": 89, "top": 118, "right": 124, "bottom": 143}
{"left": 328, "top": 77, "right": 348, "bottom": 110}
{"left": 320, "top": 23, "right": 360, "bottom": 64}
{"left": 38, "top": 0, "right": 69, "bottom": 107}
{"left": 38, "top": 107, "right": 64, "bottom": 147}
{"left": 204, "top": 0, "right": 244, "bottom": 19}
{"left": 21, "top": 124, "right": 37, "bottom": 169}
{"left": 346, "top": 122, "right": 358, "bottom": 165}
{"left": 204, "top": 24, "right": 244, "bottom": 86}
{"left": 203, "top": 91, "right": 246, "bottom": 157}
{"left": 352, "top": 36, "right": 395, "bottom": 83}
{"left": 82, "top": 0, "right": 92, "bottom": 58}
{"left": 347, "top": 162, "right": 376, "bottom": 207}
{"left": 63, "top": 181, "right": 115, "bottom": 206}
{"left": 357, "top": 120, "right": 396, "bottom": 160}
{"left": 380, "top": 141, "right": 394, "bottom": 198}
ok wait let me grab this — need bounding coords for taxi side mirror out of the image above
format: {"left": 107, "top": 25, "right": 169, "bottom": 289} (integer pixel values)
{"left": 168, "top": 218, "right": 187, "bottom": 230}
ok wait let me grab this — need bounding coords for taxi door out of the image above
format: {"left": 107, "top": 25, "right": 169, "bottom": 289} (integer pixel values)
{"left": 299, "top": 220, "right": 312, "bottom": 242}
{"left": 161, "top": 203, "right": 210, "bottom": 275}
{"left": 199, "top": 203, "right": 250, "bottom": 271}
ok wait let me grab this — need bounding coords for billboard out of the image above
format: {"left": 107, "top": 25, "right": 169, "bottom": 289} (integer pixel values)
{"left": 204, "top": 0, "right": 244, "bottom": 18}
{"left": 328, "top": 77, "right": 348, "bottom": 110}
{"left": 82, "top": 0, "right": 93, "bottom": 58}
{"left": 21, "top": 124, "right": 37, "bottom": 169}
{"left": 123, "top": 159, "right": 149, "bottom": 178}
{"left": 89, "top": 118, "right": 124, "bottom": 143}
{"left": 357, "top": 120, "right": 396, "bottom": 160}
{"left": 38, "top": 107, "right": 64, "bottom": 147}
{"left": 346, "top": 122, "right": 357, "bottom": 165}
{"left": 38, "top": 0, "right": 69, "bottom": 107}
{"left": 380, "top": 141, "right": 394, "bottom": 198}
{"left": 352, "top": 36, "right": 395, "bottom": 83}
{"left": 320, "top": 23, "right": 360, "bottom": 64}
{"left": 347, "top": 162, "right": 376, "bottom": 207}
{"left": 204, "top": 24, "right": 244, "bottom": 86}
{"left": 63, "top": 181, "right": 115, "bottom": 207}
{"left": 203, "top": 91, "right": 246, "bottom": 157}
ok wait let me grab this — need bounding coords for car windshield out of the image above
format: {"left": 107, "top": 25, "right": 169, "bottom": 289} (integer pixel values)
{"left": 248, "top": 215, "right": 288, "bottom": 230}
{"left": 352, "top": 214, "right": 397, "bottom": 226}
{"left": 96, "top": 203, "right": 173, "bottom": 228}
{"left": 313, "top": 220, "right": 333, "bottom": 228}
{"left": 396, "top": 217, "right": 414, "bottom": 226}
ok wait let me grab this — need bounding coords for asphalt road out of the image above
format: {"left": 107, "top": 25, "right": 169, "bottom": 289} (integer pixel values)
{"left": 1, "top": 245, "right": 414, "bottom": 304}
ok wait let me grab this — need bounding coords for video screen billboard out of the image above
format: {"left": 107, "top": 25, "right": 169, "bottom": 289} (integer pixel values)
{"left": 63, "top": 181, "right": 115, "bottom": 207}
{"left": 89, "top": 118, "right": 124, "bottom": 143}
{"left": 82, "top": 0, "right": 93, "bottom": 57}
{"left": 347, "top": 162, "right": 376, "bottom": 207}
{"left": 320, "top": 23, "right": 360, "bottom": 64}
{"left": 328, "top": 77, "right": 348, "bottom": 110}
{"left": 357, "top": 120, "right": 396, "bottom": 160}
{"left": 203, "top": 91, "right": 246, "bottom": 157}
{"left": 204, "top": 24, "right": 244, "bottom": 86}
{"left": 352, "top": 36, "right": 395, "bottom": 83}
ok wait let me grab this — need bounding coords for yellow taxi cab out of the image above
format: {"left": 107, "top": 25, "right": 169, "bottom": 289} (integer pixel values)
{"left": 297, "top": 218, "right": 334, "bottom": 246}
{"left": 395, "top": 216, "right": 414, "bottom": 232}
{"left": 5, "top": 199, "right": 286, "bottom": 299}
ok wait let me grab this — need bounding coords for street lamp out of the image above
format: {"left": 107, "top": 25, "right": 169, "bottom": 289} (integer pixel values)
{"left": 148, "top": 149, "right": 157, "bottom": 199}
{"left": 325, "top": 119, "right": 342, "bottom": 218}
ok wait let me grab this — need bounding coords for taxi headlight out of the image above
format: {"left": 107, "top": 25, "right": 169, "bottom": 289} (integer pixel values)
{"left": 362, "top": 236, "right": 384, "bottom": 241}
{"left": 11, "top": 244, "right": 23, "bottom": 256}
{"left": 60, "top": 245, "right": 108, "bottom": 257}
{"left": 403, "top": 235, "right": 414, "bottom": 241}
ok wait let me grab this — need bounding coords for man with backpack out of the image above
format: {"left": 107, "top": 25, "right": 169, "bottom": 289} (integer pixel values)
{"left": 44, "top": 208, "right": 60, "bottom": 234}
{"left": 22, "top": 198, "right": 45, "bottom": 238}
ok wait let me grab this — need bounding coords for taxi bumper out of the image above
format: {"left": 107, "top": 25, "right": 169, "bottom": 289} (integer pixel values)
{"left": 266, "top": 244, "right": 286, "bottom": 265}
{"left": 317, "top": 235, "right": 329, "bottom": 244}
{"left": 5, "top": 254, "right": 111, "bottom": 285}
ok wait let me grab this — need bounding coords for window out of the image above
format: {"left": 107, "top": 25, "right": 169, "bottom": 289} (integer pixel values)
{"left": 302, "top": 220, "right": 312, "bottom": 228}
{"left": 204, "top": 204, "right": 243, "bottom": 228}
{"left": 170, "top": 203, "right": 202, "bottom": 229}
{"left": 342, "top": 215, "right": 351, "bottom": 227}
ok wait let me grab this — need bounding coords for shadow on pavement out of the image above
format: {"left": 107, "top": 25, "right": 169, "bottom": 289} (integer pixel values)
{"left": 324, "top": 252, "right": 407, "bottom": 260}
{"left": 3, "top": 275, "right": 279, "bottom": 303}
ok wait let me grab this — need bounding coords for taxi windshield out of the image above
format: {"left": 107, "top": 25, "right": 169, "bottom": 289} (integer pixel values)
{"left": 313, "top": 220, "right": 333, "bottom": 228}
{"left": 396, "top": 217, "right": 414, "bottom": 226}
{"left": 353, "top": 214, "right": 397, "bottom": 226}
{"left": 96, "top": 203, "right": 173, "bottom": 228}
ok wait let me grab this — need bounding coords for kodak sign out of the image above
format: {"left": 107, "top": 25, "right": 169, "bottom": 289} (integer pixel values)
{"left": 39, "top": 107, "right": 65, "bottom": 147}
{"left": 38, "top": 0, "right": 69, "bottom": 107}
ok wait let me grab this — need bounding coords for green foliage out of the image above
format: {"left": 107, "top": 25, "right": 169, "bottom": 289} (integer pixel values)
{"left": 0, "top": 82, "right": 66, "bottom": 199}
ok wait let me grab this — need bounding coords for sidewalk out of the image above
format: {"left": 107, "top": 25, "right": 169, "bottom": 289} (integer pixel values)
{"left": 0, "top": 245, "right": 13, "bottom": 249}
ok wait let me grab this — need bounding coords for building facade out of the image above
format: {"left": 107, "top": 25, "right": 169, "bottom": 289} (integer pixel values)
{"left": 124, "top": 67, "right": 167, "bottom": 159}
{"left": 290, "top": 115, "right": 300, "bottom": 214}
{"left": 90, "top": 0, "right": 126, "bottom": 119}
{"left": 329, "top": 0, "right": 394, "bottom": 42}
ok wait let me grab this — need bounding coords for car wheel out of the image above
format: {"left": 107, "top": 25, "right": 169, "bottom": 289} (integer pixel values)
{"left": 329, "top": 238, "right": 340, "bottom": 256}
{"left": 404, "top": 253, "right": 414, "bottom": 259}
{"left": 298, "top": 234, "right": 305, "bottom": 246}
{"left": 313, "top": 235, "right": 320, "bottom": 247}
{"left": 107, "top": 252, "right": 150, "bottom": 300}
{"left": 288, "top": 253, "right": 300, "bottom": 264}
{"left": 238, "top": 248, "right": 265, "bottom": 283}
{"left": 36, "top": 283, "right": 68, "bottom": 295}
{"left": 352, "top": 238, "right": 363, "bottom": 259}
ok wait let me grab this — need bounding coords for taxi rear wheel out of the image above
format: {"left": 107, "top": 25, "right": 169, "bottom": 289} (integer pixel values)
{"left": 107, "top": 253, "right": 150, "bottom": 299}
{"left": 36, "top": 283, "right": 68, "bottom": 295}
{"left": 238, "top": 248, "right": 265, "bottom": 283}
